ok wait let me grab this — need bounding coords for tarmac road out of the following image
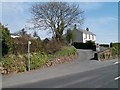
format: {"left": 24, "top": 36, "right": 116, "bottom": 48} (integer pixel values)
{"left": 2, "top": 49, "right": 119, "bottom": 88}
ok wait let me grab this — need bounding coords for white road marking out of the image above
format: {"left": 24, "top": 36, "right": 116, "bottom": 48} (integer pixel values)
{"left": 114, "top": 61, "right": 118, "bottom": 64}
{"left": 114, "top": 76, "right": 120, "bottom": 80}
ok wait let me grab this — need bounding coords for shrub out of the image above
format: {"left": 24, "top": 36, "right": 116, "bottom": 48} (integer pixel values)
{"left": 30, "top": 39, "right": 42, "bottom": 52}
{"left": 100, "top": 53, "right": 105, "bottom": 59}
{"left": 30, "top": 52, "right": 48, "bottom": 70}
{"left": 11, "top": 37, "right": 42, "bottom": 54}
{"left": 2, "top": 54, "right": 26, "bottom": 73}
{"left": 1, "top": 52, "right": 49, "bottom": 73}
{"left": 54, "top": 46, "right": 77, "bottom": 57}
{"left": 42, "top": 40, "right": 66, "bottom": 54}
{"left": 110, "top": 43, "right": 120, "bottom": 58}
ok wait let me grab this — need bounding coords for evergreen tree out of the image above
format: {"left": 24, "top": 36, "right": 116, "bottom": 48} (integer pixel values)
{"left": 0, "top": 23, "right": 13, "bottom": 56}
{"left": 66, "top": 29, "right": 75, "bottom": 45}
{"left": 33, "top": 31, "right": 38, "bottom": 37}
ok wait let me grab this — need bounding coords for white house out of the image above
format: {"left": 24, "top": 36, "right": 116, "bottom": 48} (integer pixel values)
{"left": 11, "top": 33, "right": 39, "bottom": 40}
{"left": 10, "top": 33, "right": 20, "bottom": 38}
{"left": 73, "top": 28, "right": 96, "bottom": 43}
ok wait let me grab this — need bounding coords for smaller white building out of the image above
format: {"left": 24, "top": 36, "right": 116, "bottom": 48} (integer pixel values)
{"left": 73, "top": 28, "right": 96, "bottom": 43}
{"left": 10, "top": 33, "right": 20, "bottom": 38}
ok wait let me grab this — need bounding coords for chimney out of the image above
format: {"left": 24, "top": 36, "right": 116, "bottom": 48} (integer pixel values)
{"left": 74, "top": 24, "right": 77, "bottom": 30}
{"left": 86, "top": 27, "right": 90, "bottom": 31}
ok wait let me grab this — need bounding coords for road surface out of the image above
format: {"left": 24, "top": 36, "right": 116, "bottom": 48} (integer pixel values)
{"left": 2, "top": 49, "right": 119, "bottom": 88}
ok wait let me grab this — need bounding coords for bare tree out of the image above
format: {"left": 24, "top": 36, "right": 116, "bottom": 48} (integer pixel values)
{"left": 30, "top": 2, "right": 84, "bottom": 41}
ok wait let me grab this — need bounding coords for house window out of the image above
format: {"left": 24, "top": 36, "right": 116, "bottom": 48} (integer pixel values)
{"left": 92, "top": 35, "right": 94, "bottom": 40}
{"left": 89, "top": 34, "right": 90, "bottom": 39}
{"left": 85, "top": 34, "right": 87, "bottom": 39}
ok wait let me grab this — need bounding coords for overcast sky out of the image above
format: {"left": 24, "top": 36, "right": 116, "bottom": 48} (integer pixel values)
{"left": 0, "top": 1, "right": 118, "bottom": 44}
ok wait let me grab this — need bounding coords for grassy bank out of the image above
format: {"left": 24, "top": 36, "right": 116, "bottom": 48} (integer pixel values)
{"left": 1, "top": 46, "right": 77, "bottom": 74}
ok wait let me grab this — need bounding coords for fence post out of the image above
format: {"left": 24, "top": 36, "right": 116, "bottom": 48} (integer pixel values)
{"left": 28, "top": 41, "right": 31, "bottom": 71}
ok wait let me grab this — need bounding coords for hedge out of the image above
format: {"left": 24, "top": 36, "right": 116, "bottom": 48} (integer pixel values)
{"left": 99, "top": 44, "right": 109, "bottom": 47}
{"left": 1, "top": 46, "right": 77, "bottom": 74}
{"left": 111, "top": 43, "right": 120, "bottom": 58}
{"left": 72, "top": 42, "right": 96, "bottom": 50}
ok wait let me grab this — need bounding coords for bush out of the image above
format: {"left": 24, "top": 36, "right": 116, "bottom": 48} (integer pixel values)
{"left": 2, "top": 54, "right": 26, "bottom": 73}
{"left": 100, "top": 53, "right": 105, "bottom": 59}
{"left": 11, "top": 37, "right": 42, "bottom": 54}
{"left": 1, "top": 52, "right": 48, "bottom": 73}
{"left": 54, "top": 46, "right": 77, "bottom": 57}
{"left": 110, "top": 43, "right": 120, "bottom": 58}
{"left": 30, "top": 52, "right": 48, "bottom": 70}
{"left": 42, "top": 40, "right": 66, "bottom": 54}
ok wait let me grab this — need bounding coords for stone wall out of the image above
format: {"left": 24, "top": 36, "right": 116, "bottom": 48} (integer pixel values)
{"left": 98, "top": 49, "right": 113, "bottom": 61}
{"left": 93, "top": 49, "right": 114, "bottom": 61}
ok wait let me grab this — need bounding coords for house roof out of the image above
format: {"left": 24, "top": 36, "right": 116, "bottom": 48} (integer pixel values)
{"left": 10, "top": 33, "right": 20, "bottom": 36}
{"left": 76, "top": 29, "right": 96, "bottom": 36}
